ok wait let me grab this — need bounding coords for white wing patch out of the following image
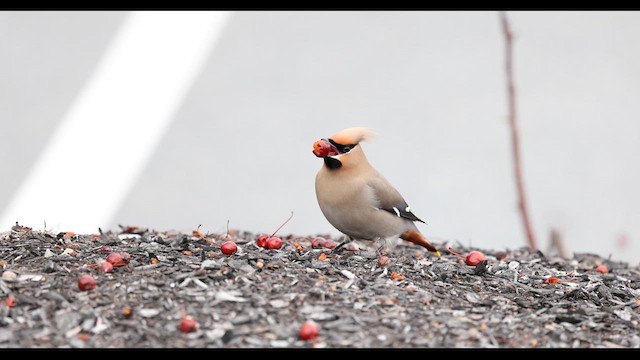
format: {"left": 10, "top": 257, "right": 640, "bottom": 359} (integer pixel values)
{"left": 392, "top": 207, "right": 401, "bottom": 216}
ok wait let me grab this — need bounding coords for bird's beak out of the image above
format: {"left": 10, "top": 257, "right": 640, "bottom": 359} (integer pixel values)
{"left": 312, "top": 139, "right": 340, "bottom": 158}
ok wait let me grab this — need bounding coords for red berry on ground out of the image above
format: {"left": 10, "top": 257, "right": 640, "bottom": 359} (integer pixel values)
{"left": 377, "top": 256, "right": 391, "bottom": 268}
{"left": 465, "top": 251, "right": 486, "bottom": 266}
{"left": 180, "top": 316, "right": 197, "bottom": 333}
{"left": 221, "top": 241, "right": 237, "bottom": 255}
{"left": 256, "top": 235, "right": 269, "bottom": 248}
{"left": 545, "top": 277, "right": 560, "bottom": 284}
{"left": 78, "top": 274, "right": 96, "bottom": 291}
{"left": 323, "top": 240, "right": 337, "bottom": 249}
{"left": 266, "top": 236, "right": 283, "bottom": 250}
{"left": 299, "top": 321, "right": 319, "bottom": 341}
{"left": 311, "top": 237, "right": 326, "bottom": 249}
{"left": 261, "top": 211, "right": 294, "bottom": 249}
{"left": 596, "top": 265, "right": 609, "bottom": 274}
{"left": 99, "top": 261, "right": 113, "bottom": 273}
{"left": 344, "top": 243, "right": 359, "bottom": 251}
{"left": 99, "top": 246, "right": 111, "bottom": 254}
{"left": 106, "top": 253, "right": 124, "bottom": 267}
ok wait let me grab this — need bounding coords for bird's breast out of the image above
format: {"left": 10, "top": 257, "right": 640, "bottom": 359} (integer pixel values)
{"left": 315, "top": 168, "right": 409, "bottom": 240}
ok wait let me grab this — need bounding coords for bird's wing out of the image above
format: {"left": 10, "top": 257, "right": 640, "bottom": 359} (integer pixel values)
{"left": 366, "top": 174, "right": 425, "bottom": 223}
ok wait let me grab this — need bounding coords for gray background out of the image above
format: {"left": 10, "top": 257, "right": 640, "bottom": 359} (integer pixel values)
{"left": 1, "top": 11, "right": 639, "bottom": 263}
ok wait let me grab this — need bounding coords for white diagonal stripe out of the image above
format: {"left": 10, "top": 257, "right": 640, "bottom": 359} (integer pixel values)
{"left": 0, "top": 11, "right": 231, "bottom": 233}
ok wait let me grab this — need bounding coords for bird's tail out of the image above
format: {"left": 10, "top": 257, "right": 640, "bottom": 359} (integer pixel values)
{"left": 400, "top": 230, "right": 441, "bottom": 256}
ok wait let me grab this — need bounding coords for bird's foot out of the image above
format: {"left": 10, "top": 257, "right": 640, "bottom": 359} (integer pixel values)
{"left": 372, "top": 237, "right": 388, "bottom": 254}
{"left": 331, "top": 241, "right": 347, "bottom": 254}
{"left": 373, "top": 237, "right": 392, "bottom": 259}
{"left": 332, "top": 236, "right": 357, "bottom": 254}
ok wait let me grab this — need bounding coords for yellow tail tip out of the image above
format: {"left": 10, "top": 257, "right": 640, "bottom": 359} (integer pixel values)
{"left": 431, "top": 251, "right": 441, "bottom": 257}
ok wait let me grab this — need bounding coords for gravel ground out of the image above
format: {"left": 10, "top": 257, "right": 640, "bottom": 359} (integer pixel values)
{"left": 0, "top": 223, "right": 639, "bottom": 348}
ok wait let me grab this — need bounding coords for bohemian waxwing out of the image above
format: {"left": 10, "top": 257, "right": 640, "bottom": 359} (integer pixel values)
{"left": 312, "top": 127, "right": 440, "bottom": 255}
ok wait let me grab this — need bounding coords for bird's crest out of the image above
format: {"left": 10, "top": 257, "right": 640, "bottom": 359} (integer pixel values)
{"left": 329, "top": 127, "right": 376, "bottom": 145}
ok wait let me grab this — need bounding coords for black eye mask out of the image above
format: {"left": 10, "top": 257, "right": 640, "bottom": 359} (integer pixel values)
{"left": 327, "top": 139, "right": 358, "bottom": 154}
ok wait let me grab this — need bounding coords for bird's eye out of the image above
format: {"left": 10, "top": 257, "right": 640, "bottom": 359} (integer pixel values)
{"left": 342, "top": 146, "right": 351, "bottom": 153}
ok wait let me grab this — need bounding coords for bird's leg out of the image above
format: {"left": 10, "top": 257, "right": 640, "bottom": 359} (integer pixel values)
{"left": 374, "top": 237, "right": 390, "bottom": 257}
{"left": 370, "top": 237, "right": 393, "bottom": 269}
{"left": 332, "top": 241, "right": 347, "bottom": 253}
{"left": 331, "top": 236, "right": 352, "bottom": 254}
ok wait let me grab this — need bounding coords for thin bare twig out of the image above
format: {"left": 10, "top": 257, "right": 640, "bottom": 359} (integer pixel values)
{"left": 500, "top": 11, "right": 538, "bottom": 251}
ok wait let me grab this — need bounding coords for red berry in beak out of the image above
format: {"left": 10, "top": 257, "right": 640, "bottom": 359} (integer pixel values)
{"left": 312, "top": 140, "right": 332, "bottom": 157}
